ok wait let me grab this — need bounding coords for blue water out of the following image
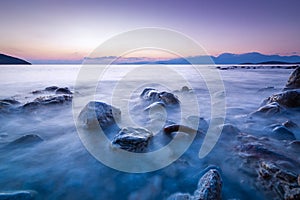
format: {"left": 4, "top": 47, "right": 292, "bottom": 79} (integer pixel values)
{"left": 0, "top": 65, "right": 299, "bottom": 199}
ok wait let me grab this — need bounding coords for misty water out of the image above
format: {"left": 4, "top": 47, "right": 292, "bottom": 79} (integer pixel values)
{"left": 0, "top": 65, "right": 299, "bottom": 199}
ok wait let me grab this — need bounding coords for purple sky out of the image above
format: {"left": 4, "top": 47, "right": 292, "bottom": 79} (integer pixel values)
{"left": 1, "top": 0, "right": 300, "bottom": 63}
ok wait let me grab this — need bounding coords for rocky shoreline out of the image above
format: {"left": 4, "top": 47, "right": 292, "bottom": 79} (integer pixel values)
{"left": 0, "top": 67, "right": 300, "bottom": 199}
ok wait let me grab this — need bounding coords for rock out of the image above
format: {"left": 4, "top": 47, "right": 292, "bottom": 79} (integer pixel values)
{"left": 78, "top": 101, "right": 121, "bottom": 129}
{"left": 193, "top": 169, "right": 222, "bottom": 200}
{"left": 264, "top": 90, "right": 300, "bottom": 108}
{"left": 289, "top": 141, "right": 300, "bottom": 151}
{"left": 255, "top": 102, "right": 283, "bottom": 115}
{"left": 272, "top": 126, "right": 296, "bottom": 141}
{"left": 45, "top": 86, "right": 59, "bottom": 91}
{"left": 284, "top": 67, "right": 300, "bottom": 90}
{"left": 167, "top": 193, "right": 191, "bottom": 200}
{"left": 159, "top": 92, "right": 180, "bottom": 105}
{"left": 283, "top": 120, "right": 299, "bottom": 129}
{"left": 140, "top": 88, "right": 180, "bottom": 106}
{"left": 144, "top": 102, "right": 165, "bottom": 111}
{"left": 0, "top": 190, "right": 37, "bottom": 200}
{"left": 167, "top": 168, "right": 222, "bottom": 200}
{"left": 164, "top": 124, "right": 198, "bottom": 135}
{"left": 7, "top": 134, "right": 43, "bottom": 147}
{"left": 181, "top": 86, "right": 190, "bottom": 92}
{"left": 22, "top": 95, "right": 72, "bottom": 110}
{"left": 55, "top": 87, "right": 73, "bottom": 95}
{"left": 0, "top": 99, "right": 20, "bottom": 113}
{"left": 258, "top": 161, "right": 300, "bottom": 200}
{"left": 112, "top": 127, "right": 153, "bottom": 152}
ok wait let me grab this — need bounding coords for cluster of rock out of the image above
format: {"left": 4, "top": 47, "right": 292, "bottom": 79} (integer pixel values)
{"left": 78, "top": 88, "right": 184, "bottom": 153}
{"left": 235, "top": 67, "right": 300, "bottom": 199}
{"left": 0, "top": 86, "right": 73, "bottom": 114}
{"left": 255, "top": 67, "right": 300, "bottom": 116}
{"left": 258, "top": 161, "right": 300, "bottom": 200}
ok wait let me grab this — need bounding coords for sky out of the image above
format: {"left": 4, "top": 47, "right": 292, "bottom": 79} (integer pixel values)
{"left": 0, "top": 0, "right": 300, "bottom": 63}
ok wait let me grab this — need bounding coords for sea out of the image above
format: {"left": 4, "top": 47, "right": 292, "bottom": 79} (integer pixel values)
{"left": 0, "top": 64, "right": 299, "bottom": 199}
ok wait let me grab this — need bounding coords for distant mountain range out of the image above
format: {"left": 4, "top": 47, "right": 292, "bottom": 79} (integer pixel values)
{"left": 1, "top": 52, "right": 300, "bottom": 65}
{"left": 142, "top": 52, "right": 300, "bottom": 65}
{"left": 84, "top": 52, "right": 300, "bottom": 65}
{"left": 0, "top": 53, "right": 31, "bottom": 64}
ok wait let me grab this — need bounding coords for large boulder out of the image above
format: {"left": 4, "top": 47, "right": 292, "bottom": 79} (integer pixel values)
{"left": 78, "top": 101, "right": 121, "bottom": 129}
{"left": 193, "top": 169, "right": 222, "bottom": 200}
{"left": 112, "top": 127, "right": 153, "bottom": 152}
{"left": 284, "top": 67, "right": 300, "bottom": 90}
{"left": 263, "top": 90, "right": 300, "bottom": 108}
{"left": 167, "top": 168, "right": 222, "bottom": 200}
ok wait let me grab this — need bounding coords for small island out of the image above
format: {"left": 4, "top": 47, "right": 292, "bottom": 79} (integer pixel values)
{"left": 0, "top": 53, "right": 31, "bottom": 65}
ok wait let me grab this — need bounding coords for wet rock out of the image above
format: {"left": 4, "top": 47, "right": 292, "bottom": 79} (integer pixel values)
{"left": 7, "top": 134, "right": 43, "bottom": 147}
{"left": 272, "top": 126, "right": 296, "bottom": 141}
{"left": 45, "top": 86, "right": 59, "bottom": 91}
{"left": 22, "top": 95, "right": 72, "bottom": 110}
{"left": 254, "top": 102, "right": 284, "bottom": 115}
{"left": 221, "top": 124, "right": 241, "bottom": 136}
{"left": 164, "top": 124, "right": 198, "bottom": 135}
{"left": 140, "top": 88, "right": 180, "bottom": 106}
{"left": 289, "top": 140, "right": 300, "bottom": 151}
{"left": 0, "top": 99, "right": 20, "bottom": 113}
{"left": 236, "top": 140, "right": 295, "bottom": 164}
{"left": 0, "top": 190, "right": 37, "bottom": 200}
{"left": 167, "top": 168, "right": 222, "bottom": 200}
{"left": 112, "top": 127, "right": 153, "bottom": 152}
{"left": 264, "top": 90, "right": 300, "bottom": 108}
{"left": 193, "top": 169, "right": 222, "bottom": 200}
{"left": 283, "top": 120, "right": 299, "bottom": 129}
{"left": 55, "top": 87, "right": 73, "bottom": 95}
{"left": 181, "top": 86, "right": 190, "bottom": 92}
{"left": 258, "top": 161, "right": 300, "bottom": 200}
{"left": 284, "top": 67, "right": 300, "bottom": 90}
{"left": 78, "top": 101, "right": 121, "bottom": 129}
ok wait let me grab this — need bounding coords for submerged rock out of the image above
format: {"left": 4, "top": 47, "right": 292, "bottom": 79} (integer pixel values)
{"left": 263, "top": 90, "right": 300, "bottom": 108}
{"left": 78, "top": 101, "right": 121, "bottom": 129}
{"left": 140, "top": 88, "right": 180, "bottom": 106}
{"left": 271, "top": 126, "right": 296, "bottom": 141}
{"left": 112, "top": 127, "right": 153, "bottom": 152}
{"left": 284, "top": 67, "right": 300, "bottom": 90}
{"left": 258, "top": 161, "right": 300, "bottom": 200}
{"left": 7, "top": 134, "right": 43, "bottom": 147}
{"left": 0, "top": 190, "right": 37, "bottom": 200}
{"left": 283, "top": 120, "right": 299, "bottom": 129}
{"left": 0, "top": 99, "right": 21, "bottom": 113}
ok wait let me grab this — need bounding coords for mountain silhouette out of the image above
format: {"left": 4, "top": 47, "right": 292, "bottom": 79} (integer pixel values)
{"left": 0, "top": 53, "right": 31, "bottom": 64}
